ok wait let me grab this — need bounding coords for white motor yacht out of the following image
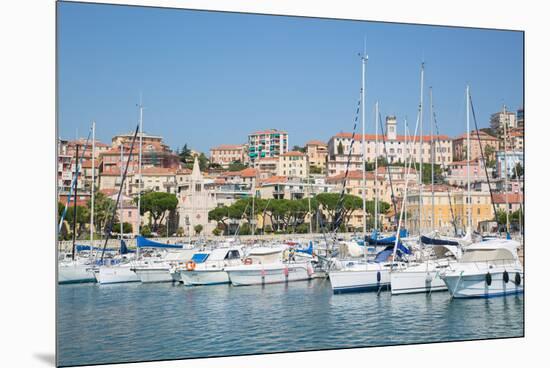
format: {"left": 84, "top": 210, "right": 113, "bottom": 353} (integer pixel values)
{"left": 440, "top": 239, "right": 523, "bottom": 298}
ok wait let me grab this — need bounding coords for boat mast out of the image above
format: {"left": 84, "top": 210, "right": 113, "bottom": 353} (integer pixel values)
{"left": 430, "top": 87, "right": 435, "bottom": 230}
{"left": 137, "top": 98, "right": 143, "bottom": 256}
{"left": 120, "top": 143, "right": 124, "bottom": 243}
{"left": 419, "top": 62, "right": 424, "bottom": 235}
{"left": 361, "top": 43, "right": 368, "bottom": 239}
{"left": 466, "top": 85, "right": 472, "bottom": 232}
{"left": 71, "top": 144, "right": 79, "bottom": 261}
{"left": 502, "top": 105, "right": 510, "bottom": 235}
{"left": 404, "top": 117, "right": 408, "bottom": 230}
{"left": 374, "top": 101, "right": 379, "bottom": 234}
{"left": 90, "top": 121, "right": 95, "bottom": 254}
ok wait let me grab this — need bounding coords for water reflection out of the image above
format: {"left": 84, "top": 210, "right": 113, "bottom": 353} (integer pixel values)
{"left": 58, "top": 280, "right": 523, "bottom": 366}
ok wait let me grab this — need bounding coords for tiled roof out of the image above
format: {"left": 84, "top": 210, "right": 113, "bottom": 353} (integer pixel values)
{"left": 492, "top": 192, "right": 524, "bottom": 204}
{"left": 210, "top": 144, "right": 245, "bottom": 150}
{"left": 306, "top": 140, "right": 327, "bottom": 146}
{"left": 334, "top": 132, "right": 450, "bottom": 142}
{"left": 454, "top": 130, "right": 499, "bottom": 141}
{"left": 281, "top": 151, "right": 306, "bottom": 157}
{"left": 259, "top": 176, "right": 289, "bottom": 185}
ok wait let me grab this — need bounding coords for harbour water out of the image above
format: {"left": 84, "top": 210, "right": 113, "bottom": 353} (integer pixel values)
{"left": 57, "top": 279, "right": 524, "bottom": 367}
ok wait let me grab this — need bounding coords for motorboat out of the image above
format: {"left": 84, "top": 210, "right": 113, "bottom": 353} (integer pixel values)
{"left": 439, "top": 238, "right": 523, "bottom": 298}
{"left": 225, "top": 245, "right": 315, "bottom": 286}
{"left": 175, "top": 247, "right": 244, "bottom": 286}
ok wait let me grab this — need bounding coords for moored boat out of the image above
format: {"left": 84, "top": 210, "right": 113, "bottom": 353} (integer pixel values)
{"left": 440, "top": 239, "right": 523, "bottom": 298}
{"left": 225, "top": 246, "right": 314, "bottom": 286}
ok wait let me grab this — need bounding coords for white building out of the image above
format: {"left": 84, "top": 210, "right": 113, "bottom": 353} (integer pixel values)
{"left": 327, "top": 116, "right": 452, "bottom": 175}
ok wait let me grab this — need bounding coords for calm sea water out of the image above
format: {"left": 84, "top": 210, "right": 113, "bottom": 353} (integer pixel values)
{"left": 57, "top": 279, "right": 524, "bottom": 367}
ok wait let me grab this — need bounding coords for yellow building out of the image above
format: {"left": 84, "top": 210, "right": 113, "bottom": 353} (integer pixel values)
{"left": 406, "top": 185, "right": 494, "bottom": 234}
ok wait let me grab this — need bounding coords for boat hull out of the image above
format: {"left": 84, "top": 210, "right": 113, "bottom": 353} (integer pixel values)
{"left": 390, "top": 270, "right": 447, "bottom": 295}
{"left": 58, "top": 263, "right": 96, "bottom": 284}
{"left": 95, "top": 265, "right": 140, "bottom": 285}
{"left": 329, "top": 267, "right": 390, "bottom": 294}
{"left": 133, "top": 268, "right": 173, "bottom": 283}
{"left": 179, "top": 270, "right": 230, "bottom": 286}
{"left": 227, "top": 263, "right": 312, "bottom": 286}
{"left": 442, "top": 270, "right": 524, "bottom": 298}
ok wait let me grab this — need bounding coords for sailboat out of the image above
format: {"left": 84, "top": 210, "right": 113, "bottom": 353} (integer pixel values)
{"left": 58, "top": 123, "right": 97, "bottom": 284}
{"left": 328, "top": 52, "right": 409, "bottom": 294}
{"left": 438, "top": 89, "right": 524, "bottom": 298}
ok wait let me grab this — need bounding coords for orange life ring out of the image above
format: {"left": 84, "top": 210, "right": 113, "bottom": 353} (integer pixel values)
{"left": 244, "top": 258, "right": 253, "bottom": 265}
{"left": 186, "top": 260, "right": 196, "bottom": 271}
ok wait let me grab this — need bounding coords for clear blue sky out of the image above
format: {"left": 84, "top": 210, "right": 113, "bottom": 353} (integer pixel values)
{"left": 58, "top": 2, "right": 523, "bottom": 152}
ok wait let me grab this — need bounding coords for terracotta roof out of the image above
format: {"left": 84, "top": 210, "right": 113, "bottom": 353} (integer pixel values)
{"left": 454, "top": 130, "right": 499, "bottom": 141}
{"left": 326, "top": 170, "right": 375, "bottom": 182}
{"left": 141, "top": 167, "right": 177, "bottom": 175}
{"left": 334, "top": 132, "right": 450, "bottom": 142}
{"left": 259, "top": 176, "right": 289, "bottom": 185}
{"left": 220, "top": 167, "right": 258, "bottom": 178}
{"left": 306, "top": 140, "right": 327, "bottom": 146}
{"left": 492, "top": 192, "right": 524, "bottom": 204}
{"left": 281, "top": 151, "right": 306, "bottom": 157}
{"left": 210, "top": 144, "right": 245, "bottom": 150}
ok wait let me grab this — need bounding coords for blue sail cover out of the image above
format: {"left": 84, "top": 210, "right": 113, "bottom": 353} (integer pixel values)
{"left": 374, "top": 242, "right": 410, "bottom": 262}
{"left": 136, "top": 236, "right": 183, "bottom": 249}
{"left": 296, "top": 241, "right": 314, "bottom": 255}
{"left": 368, "top": 229, "right": 409, "bottom": 246}
{"left": 120, "top": 239, "right": 136, "bottom": 254}
{"left": 75, "top": 245, "right": 116, "bottom": 252}
{"left": 420, "top": 235, "right": 459, "bottom": 246}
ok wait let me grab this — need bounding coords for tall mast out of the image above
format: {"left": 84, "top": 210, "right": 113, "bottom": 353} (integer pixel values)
{"left": 120, "top": 143, "right": 124, "bottom": 242}
{"left": 138, "top": 98, "right": 143, "bottom": 233}
{"left": 404, "top": 117, "right": 408, "bottom": 230}
{"left": 419, "top": 62, "right": 424, "bottom": 235}
{"left": 90, "top": 121, "right": 95, "bottom": 253}
{"left": 361, "top": 43, "right": 368, "bottom": 238}
{"left": 466, "top": 85, "right": 472, "bottom": 232}
{"left": 430, "top": 87, "right": 435, "bottom": 230}
{"left": 503, "top": 105, "right": 510, "bottom": 234}
{"left": 374, "top": 101, "right": 379, "bottom": 233}
{"left": 71, "top": 144, "right": 79, "bottom": 261}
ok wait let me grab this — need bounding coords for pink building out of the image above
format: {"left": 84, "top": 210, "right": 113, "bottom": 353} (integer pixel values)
{"left": 446, "top": 159, "right": 487, "bottom": 187}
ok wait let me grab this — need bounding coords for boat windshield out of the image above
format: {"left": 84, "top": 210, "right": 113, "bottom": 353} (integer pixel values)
{"left": 460, "top": 249, "right": 515, "bottom": 263}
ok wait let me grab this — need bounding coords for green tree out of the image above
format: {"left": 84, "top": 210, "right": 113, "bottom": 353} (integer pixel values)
{"left": 484, "top": 145, "right": 496, "bottom": 167}
{"left": 87, "top": 190, "right": 116, "bottom": 235}
{"left": 138, "top": 191, "right": 178, "bottom": 231}
{"left": 65, "top": 205, "right": 90, "bottom": 238}
{"left": 112, "top": 222, "right": 133, "bottom": 234}
{"left": 194, "top": 224, "right": 203, "bottom": 235}
{"left": 310, "top": 165, "right": 323, "bottom": 174}
{"left": 228, "top": 161, "right": 247, "bottom": 172}
{"left": 337, "top": 141, "right": 344, "bottom": 155}
{"left": 291, "top": 145, "right": 306, "bottom": 153}
{"left": 198, "top": 153, "right": 209, "bottom": 171}
{"left": 178, "top": 144, "right": 192, "bottom": 164}
{"left": 512, "top": 162, "right": 523, "bottom": 179}
{"left": 212, "top": 228, "right": 222, "bottom": 236}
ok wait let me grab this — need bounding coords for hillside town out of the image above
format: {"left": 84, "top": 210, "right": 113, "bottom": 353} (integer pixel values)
{"left": 57, "top": 106, "right": 524, "bottom": 240}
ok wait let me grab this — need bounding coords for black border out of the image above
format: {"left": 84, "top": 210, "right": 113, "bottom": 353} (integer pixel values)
{"left": 55, "top": 1, "right": 525, "bottom": 367}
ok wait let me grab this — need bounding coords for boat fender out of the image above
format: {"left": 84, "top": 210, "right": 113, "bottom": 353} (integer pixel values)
{"left": 376, "top": 271, "right": 381, "bottom": 283}
{"left": 503, "top": 270, "right": 509, "bottom": 283}
{"left": 515, "top": 272, "right": 521, "bottom": 286}
{"left": 485, "top": 272, "right": 492, "bottom": 286}
{"left": 186, "top": 261, "right": 196, "bottom": 271}
{"left": 244, "top": 258, "right": 253, "bottom": 265}
{"left": 425, "top": 273, "right": 432, "bottom": 282}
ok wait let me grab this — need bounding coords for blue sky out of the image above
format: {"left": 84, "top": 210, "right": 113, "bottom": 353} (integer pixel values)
{"left": 58, "top": 2, "right": 523, "bottom": 152}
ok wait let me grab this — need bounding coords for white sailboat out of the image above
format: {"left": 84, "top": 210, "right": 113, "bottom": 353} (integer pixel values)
{"left": 328, "top": 52, "right": 411, "bottom": 293}
{"left": 58, "top": 123, "right": 96, "bottom": 284}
